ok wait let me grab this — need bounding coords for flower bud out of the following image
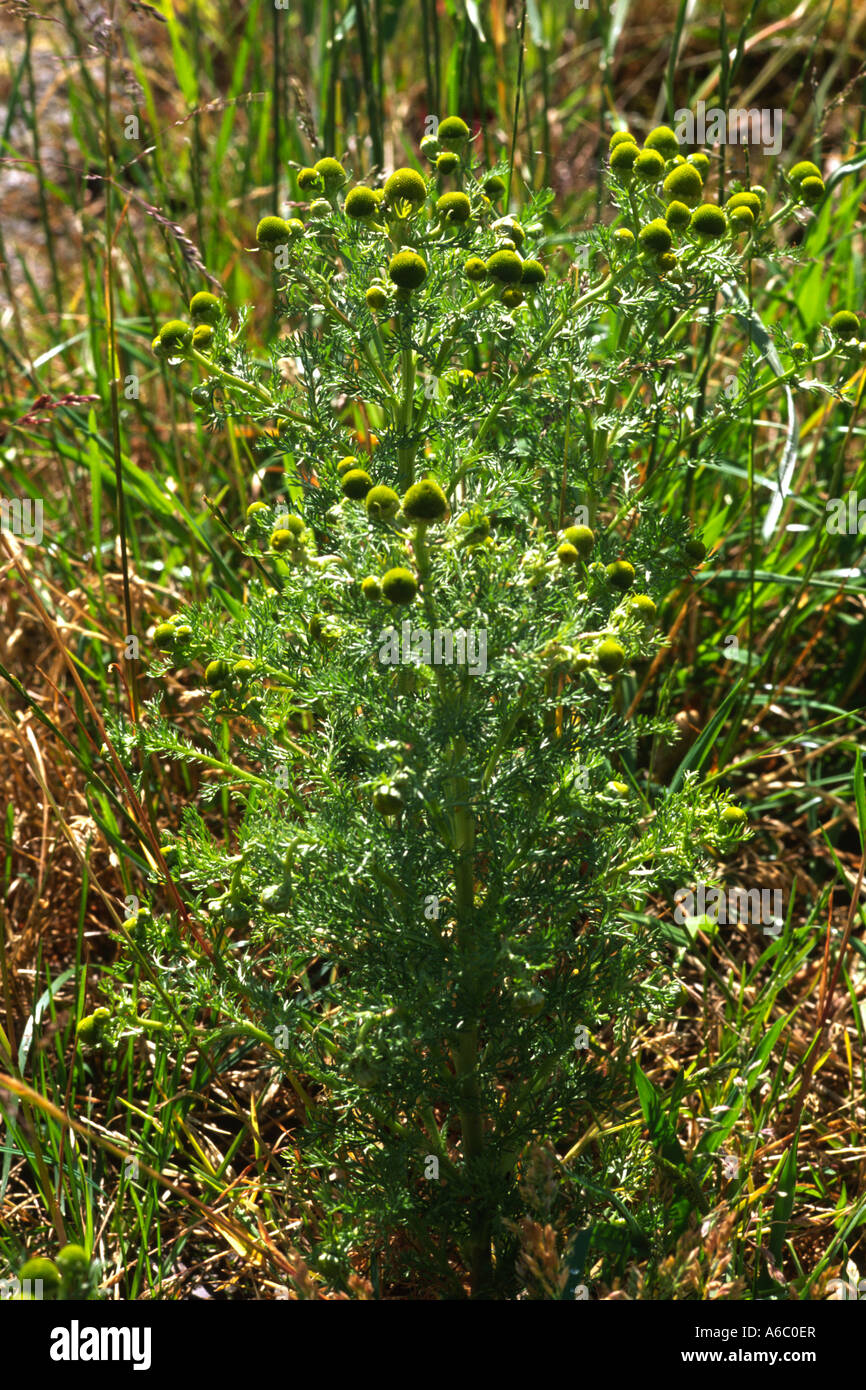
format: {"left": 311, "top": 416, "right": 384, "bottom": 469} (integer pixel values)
{"left": 402, "top": 478, "right": 449, "bottom": 522}
{"left": 205, "top": 659, "right": 232, "bottom": 688}
{"left": 192, "top": 323, "right": 213, "bottom": 349}
{"left": 314, "top": 157, "right": 347, "bottom": 192}
{"left": 644, "top": 125, "right": 680, "bottom": 159}
{"left": 605, "top": 559, "right": 635, "bottom": 590}
{"left": 684, "top": 537, "right": 707, "bottom": 563}
{"left": 638, "top": 220, "right": 672, "bottom": 255}
{"left": 829, "top": 310, "right": 859, "bottom": 342}
{"left": 486, "top": 248, "right": 524, "bottom": 284}
{"left": 384, "top": 167, "right": 428, "bottom": 209}
{"left": 189, "top": 291, "right": 221, "bottom": 324}
{"left": 464, "top": 256, "right": 487, "bottom": 281}
{"left": 381, "top": 567, "right": 418, "bottom": 604}
{"left": 520, "top": 258, "right": 546, "bottom": 286}
{"left": 610, "top": 143, "right": 638, "bottom": 174}
{"left": 662, "top": 163, "right": 703, "bottom": 206}
{"left": 365, "top": 285, "right": 389, "bottom": 311}
{"left": 437, "top": 115, "right": 470, "bottom": 147}
{"left": 436, "top": 151, "right": 460, "bottom": 174}
{"left": 665, "top": 200, "right": 691, "bottom": 230}
{"left": 345, "top": 185, "right": 378, "bottom": 218}
{"left": 157, "top": 319, "right": 193, "bottom": 354}
{"left": 689, "top": 203, "right": 727, "bottom": 239}
{"left": 388, "top": 250, "right": 428, "bottom": 289}
{"left": 420, "top": 134, "right": 441, "bottom": 161}
{"left": 595, "top": 639, "right": 626, "bottom": 674}
{"left": 341, "top": 468, "right": 374, "bottom": 500}
{"left": 630, "top": 594, "right": 656, "bottom": 621}
{"left": 634, "top": 148, "right": 665, "bottom": 181}
{"left": 297, "top": 167, "right": 323, "bottom": 192}
{"left": 256, "top": 215, "right": 292, "bottom": 250}
{"left": 365, "top": 485, "right": 401, "bottom": 521}
{"left": 361, "top": 576, "right": 382, "bottom": 601}
{"left": 562, "top": 524, "right": 594, "bottom": 556}
{"left": 609, "top": 130, "right": 637, "bottom": 150}
{"left": 436, "top": 191, "right": 472, "bottom": 224}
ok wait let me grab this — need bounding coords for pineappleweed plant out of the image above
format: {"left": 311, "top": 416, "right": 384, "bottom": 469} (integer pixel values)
{"left": 111, "top": 121, "right": 849, "bottom": 1297}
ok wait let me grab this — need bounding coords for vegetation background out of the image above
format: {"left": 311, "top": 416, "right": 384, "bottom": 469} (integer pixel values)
{"left": 0, "top": 0, "right": 864, "bottom": 1299}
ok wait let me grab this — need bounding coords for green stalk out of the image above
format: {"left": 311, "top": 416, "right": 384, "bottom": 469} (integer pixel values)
{"left": 397, "top": 332, "right": 417, "bottom": 491}
{"left": 451, "top": 757, "right": 491, "bottom": 1297}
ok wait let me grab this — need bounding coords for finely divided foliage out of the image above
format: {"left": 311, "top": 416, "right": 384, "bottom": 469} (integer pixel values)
{"left": 92, "top": 122, "right": 856, "bottom": 1296}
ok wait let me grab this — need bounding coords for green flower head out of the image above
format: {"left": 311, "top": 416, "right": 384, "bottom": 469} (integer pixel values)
{"left": 501, "top": 287, "right": 524, "bottom": 308}
{"left": 388, "top": 250, "right": 428, "bottom": 289}
{"left": 341, "top": 468, "right": 374, "bottom": 500}
{"left": 314, "top": 157, "right": 347, "bottom": 192}
{"left": 366, "top": 284, "right": 389, "bottom": 312}
{"left": 562, "top": 524, "right": 594, "bottom": 556}
{"left": 609, "top": 142, "right": 638, "bottom": 174}
{"left": 684, "top": 536, "right": 707, "bottom": 563}
{"left": 19, "top": 1258, "right": 61, "bottom": 1292}
{"left": 438, "top": 115, "right": 470, "bottom": 145}
{"left": 720, "top": 804, "right": 747, "bottom": 827}
{"left": 609, "top": 130, "right": 637, "bottom": 150}
{"left": 634, "top": 148, "right": 665, "bottom": 181}
{"left": 296, "top": 167, "right": 322, "bottom": 192}
{"left": 365, "top": 285, "right": 389, "bottom": 311}
{"left": 420, "top": 134, "right": 441, "bottom": 161}
{"left": 205, "top": 659, "right": 233, "bottom": 689}
{"left": 402, "top": 478, "right": 449, "bottom": 523}
{"left": 605, "top": 559, "right": 636, "bottom": 590}
{"left": 384, "top": 167, "right": 428, "bottom": 209}
{"left": 365, "top": 485, "right": 401, "bottom": 522}
{"left": 644, "top": 125, "right": 680, "bottom": 159}
{"left": 520, "top": 259, "right": 546, "bottom": 287}
{"left": 595, "top": 639, "right": 626, "bottom": 674}
{"left": 800, "top": 176, "right": 825, "bottom": 205}
{"left": 728, "top": 206, "right": 754, "bottom": 233}
{"left": 256, "top": 215, "right": 291, "bottom": 250}
{"left": 787, "top": 160, "right": 821, "bottom": 190}
{"left": 630, "top": 594, "right": 657, "bottom": 621}
{"left": 344, "top": 185, "right": 378, "bottom": 218}
{"left": 192, "top": 323, "right": 213, "bottom": 349}
{"left": 829, "top": 310, "right": 860, "bottom": 340}
{"left": 556, "top": 542, "right": 580, "bottom": 566}
{"left": 464, "top": 256, "right": 488, "bottom": 282}
{"left": 436, "top": 191, "right": 472, "bottom": 223}
{"left": 483, "top": 174, "right": 506, "bottom": 197}
{"left": 486, "top": 248, "right": 524, "bottom": 284}
{"left": 157, "top": 319, "right": 192, "bottom": 353}
{"left": 638, "top": 219, "right": 672, "bottom": 255}
{"left": 361, "top": 576, "right": 382, "bottom": 602}
{"left": 665, "top": 200, "right": 691, "bottom": 230}
{"left": 308, "top": 198, "right": 332, "bottom": 219}
{"left": 56, "top": 1245, "right": 89, "bottom": 1282}
{"left": 373, "top": 781, "right": 405, "bottom": 814}
{"left": 613, "top": 227, "right": 635, "bottom": 247}
{"left": 336, "top": 456, "right": 358, "bottom": 475}
{"left": 492, "top": 216, "right": 525, "bottom": 247}
{"left": 689, "top": 203, "right": 727, "bottom": 238}
{"left": 662, "top": 162, "right": 703, "bottom": 206}
{"left": 727, "top": 191, "right": 762, "bottom": 219}
{"left": 154, "top": 622, "right": 178, "bottom": 648}
{"left": 687, "top": 151, "right": 711, "bottom": 178}
{"left": 189, "top": 291, "right": 221, "bottom": 324}
{"left": 381, "top": 567, "right": 419, "bottom": 604}
{"left": 436, "top": 151, "right": 460, "bottom": 174}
